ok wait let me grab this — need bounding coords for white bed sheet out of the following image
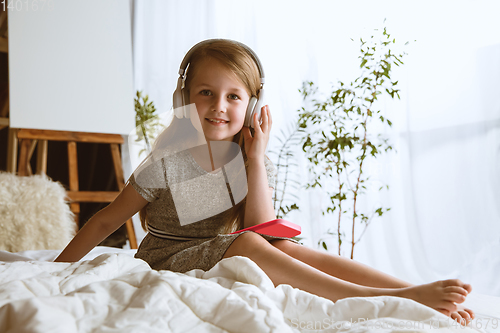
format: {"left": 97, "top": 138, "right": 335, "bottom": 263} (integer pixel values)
{"left": 0, "top": 247, "right": 498, "bottom": 333}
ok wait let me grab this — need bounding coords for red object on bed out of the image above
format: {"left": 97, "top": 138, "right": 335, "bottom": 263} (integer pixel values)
{"left": 230, "top": 219, "right": 301, "bottom": 238}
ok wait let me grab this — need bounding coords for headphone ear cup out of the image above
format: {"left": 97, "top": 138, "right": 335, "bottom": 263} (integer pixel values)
{"left": 245, "top": 97, "right": 258, "bottom": 127}
{"left": 173, "top": 77, "right": 184, "bottom": 118}
{"left": 182, "top": 89, "right": 190, "bottom": 118}
{"left": 253, "top": 88, "right": 265, "bottom": 127}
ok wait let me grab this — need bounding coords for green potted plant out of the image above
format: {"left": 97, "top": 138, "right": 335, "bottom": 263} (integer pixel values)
{"left": 134, "top": 90, "right": 161, "bottom": 158}
{"left": 297, "top": 26, "right": 408, "bottom": 258}
{"left": 269, "top": 120, "right": 303, "bottom": 218}
{"left": 268, "top": 119, "right": 304, "bottom": 243}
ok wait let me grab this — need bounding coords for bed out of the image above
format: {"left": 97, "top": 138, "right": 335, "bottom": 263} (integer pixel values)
{"left": 1, "top": 247, "right": 499, "bottom": 333}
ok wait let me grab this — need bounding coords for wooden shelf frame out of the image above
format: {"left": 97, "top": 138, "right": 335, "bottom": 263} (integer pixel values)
{"left": 14, "top": 128, "right": 138, "bottom": 249}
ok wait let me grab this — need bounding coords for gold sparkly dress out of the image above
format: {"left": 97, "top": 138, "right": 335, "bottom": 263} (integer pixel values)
{"left": 129, "top": 149, "right": 298, "bottom": 273}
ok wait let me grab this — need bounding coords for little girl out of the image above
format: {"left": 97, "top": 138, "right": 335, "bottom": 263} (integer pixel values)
{"left": 56, "top": 39, "right": 474, "bottom": 325}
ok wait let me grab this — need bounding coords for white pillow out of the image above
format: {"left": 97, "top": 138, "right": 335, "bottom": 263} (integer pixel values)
{"left": 0, "top": 172, "right": 75, "bottom": 252}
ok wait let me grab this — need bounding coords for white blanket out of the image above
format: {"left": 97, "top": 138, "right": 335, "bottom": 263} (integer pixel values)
{"left": 0, "top": 253, "right": 489, "bottom": 333}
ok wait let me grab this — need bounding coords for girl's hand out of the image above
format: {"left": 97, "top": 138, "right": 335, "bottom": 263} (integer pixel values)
{"left": 242, "top": 105, "right": 272, "bottom": 162}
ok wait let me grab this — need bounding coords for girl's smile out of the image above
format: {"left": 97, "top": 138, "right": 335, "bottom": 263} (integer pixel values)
{"left": 188, "top": 57, "right": 250, "bottom": 142}
{"left": 206, "top": 118, "right": 228, "bottom": 125}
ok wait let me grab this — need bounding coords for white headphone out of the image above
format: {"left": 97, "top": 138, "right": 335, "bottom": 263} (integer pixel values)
{"left": 172, "top": 39, "right": 265, "bottom": 128}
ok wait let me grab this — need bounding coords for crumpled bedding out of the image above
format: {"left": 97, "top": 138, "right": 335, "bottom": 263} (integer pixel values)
{"left": 0, "top": 253, "right": 485, "bottom": 333}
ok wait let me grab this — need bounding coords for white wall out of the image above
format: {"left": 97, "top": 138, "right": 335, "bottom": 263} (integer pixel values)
{"left": 8, "top": 0, "right": 134, "bottom": 135}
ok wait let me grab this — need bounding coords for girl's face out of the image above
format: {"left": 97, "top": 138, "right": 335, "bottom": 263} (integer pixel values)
{"left": 188, "top": 58, "right": 250, "bottom": 142}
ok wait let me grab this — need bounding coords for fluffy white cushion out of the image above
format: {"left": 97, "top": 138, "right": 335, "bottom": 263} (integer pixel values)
{"left": 0, "top": 172, "right": 75, "bottom": 252}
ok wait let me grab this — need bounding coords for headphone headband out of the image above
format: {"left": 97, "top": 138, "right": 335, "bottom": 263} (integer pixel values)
{"left": 178, "top": 39, "right": 265, "bottom": 85}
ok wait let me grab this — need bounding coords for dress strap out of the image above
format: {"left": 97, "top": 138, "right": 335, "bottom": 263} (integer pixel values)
{"left": 147, "top": 224, "right": 209, "bottom": 241}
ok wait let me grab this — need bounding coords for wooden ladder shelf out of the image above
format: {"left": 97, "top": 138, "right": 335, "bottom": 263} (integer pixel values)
{"left": 14, "top": 128, "right": 138, "bottom": 249}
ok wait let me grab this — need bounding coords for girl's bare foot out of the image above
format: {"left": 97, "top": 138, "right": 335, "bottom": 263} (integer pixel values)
{"left": 451, "top": 304, "right": 475, "bottom": 326}
{"left": 450, "top": 283, "right": 474, "bottom": 326}
{"left": 395, "top": 279, "right": 470, "bottom": 321}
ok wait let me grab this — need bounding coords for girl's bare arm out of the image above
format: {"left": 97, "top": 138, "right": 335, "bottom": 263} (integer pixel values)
{"left": 243, "top": 158, "right": 276, "bottom": 228}
{"left": 242, "top": 106, "right": 276, "bottom": 228}
{"left": 54, "top": 184, "right": 148, "bottom": 262}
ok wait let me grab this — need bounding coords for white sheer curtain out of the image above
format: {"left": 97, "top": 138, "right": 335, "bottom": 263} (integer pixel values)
{"left": 129, "top": 0, "right": 500, "bottom": 296}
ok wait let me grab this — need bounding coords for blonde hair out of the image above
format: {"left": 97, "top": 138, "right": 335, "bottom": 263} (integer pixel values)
{"left": 139, "top": 40, "right": 262, "bottom": 234}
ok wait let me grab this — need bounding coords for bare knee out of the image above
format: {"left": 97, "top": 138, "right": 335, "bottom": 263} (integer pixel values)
{"left": 223, "top": 232, "right": 269, "bottom": 259}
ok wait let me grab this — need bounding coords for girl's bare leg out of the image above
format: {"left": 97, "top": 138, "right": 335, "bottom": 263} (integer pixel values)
{"left": 270, "top": 239, "right": 411, "bottom": 288}
{"left": 223, "top": 232, "right": 467, "bottom": 316}
{"left": 269, "top": 239, "right": 474, "bottom": 325}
